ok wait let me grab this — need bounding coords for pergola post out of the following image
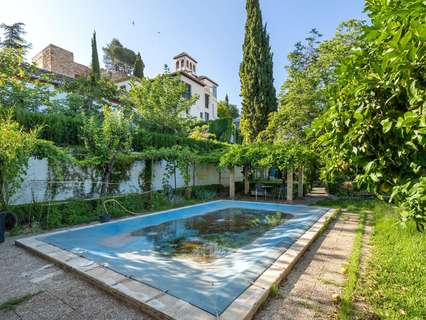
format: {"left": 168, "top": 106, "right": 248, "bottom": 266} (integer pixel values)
{"left": 287, "top": 169, "right": 293, "bottom": 202}
{"left": 229, "top": 166, "right": 235, "bottom": 199}
{"left": 244, "top": 166, "right": 250, "bottom": 195}
{"left": 298, "top": 167, "right": 304, "bottom": 198}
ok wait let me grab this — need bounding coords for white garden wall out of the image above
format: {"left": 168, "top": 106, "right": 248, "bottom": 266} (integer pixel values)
{"left": 10, "top": 157, "right": 244, "bottom": 205}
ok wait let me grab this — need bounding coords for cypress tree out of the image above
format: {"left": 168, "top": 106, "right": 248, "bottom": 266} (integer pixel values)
{"left": 240, "top": 0, "right": 277, "bottom": 143}
{"left": 133, "top": 52, "right": 145, "bottom": 78}
{"left": 91, "top": 31, "right": 100, "bottom": 81}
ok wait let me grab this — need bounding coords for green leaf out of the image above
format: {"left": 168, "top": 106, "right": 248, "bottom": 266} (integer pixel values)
{"left": 381, "top": 119, "right": 393, "bottom": 133}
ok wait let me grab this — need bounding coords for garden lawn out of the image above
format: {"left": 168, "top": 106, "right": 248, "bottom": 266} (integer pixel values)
{"left": 316, "top": 198, "right": 426, "bottom": 319}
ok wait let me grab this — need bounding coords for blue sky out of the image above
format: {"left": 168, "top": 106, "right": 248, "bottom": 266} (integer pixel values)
{"left": 1, "top": 0, "right": 366, "bottom": 107}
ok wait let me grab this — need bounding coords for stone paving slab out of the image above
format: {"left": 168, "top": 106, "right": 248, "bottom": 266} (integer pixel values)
{"left": 254, "top": 212, "right": 359, "bottom": 320}
{"left": 0, "top": 236, "right": 153, "bottom": 320}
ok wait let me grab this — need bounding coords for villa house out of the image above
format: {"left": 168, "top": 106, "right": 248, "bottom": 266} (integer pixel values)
{"left": 172, "top": 52, "right": 218, "bottom": 121}
{"left": 32, "top": 45, "right": 219, "bottom": 121}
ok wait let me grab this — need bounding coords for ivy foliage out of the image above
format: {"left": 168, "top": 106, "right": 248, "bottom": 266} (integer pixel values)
{"left": 0, "top": 113, "right": 38, "bottom": 209}
{"left": 260, "top": 143, "right": 316, "bottom": 172}
{"left": 219, "top": 144, "right": 268, "bottom": 168}
{"left": 219, "top": 142, "right": 315, "bottom": 171}
{"left": 313, "top": 0, "right": 426, "bottom": 228}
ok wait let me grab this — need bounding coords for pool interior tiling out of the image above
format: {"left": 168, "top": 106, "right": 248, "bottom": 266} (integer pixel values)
{"left": 37, "top": 200, "right": 328, "bottom": 316}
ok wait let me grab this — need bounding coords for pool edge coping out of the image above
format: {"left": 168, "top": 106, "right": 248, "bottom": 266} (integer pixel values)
{"left": 15, "top": 204, "right": 338, "bottom": 320}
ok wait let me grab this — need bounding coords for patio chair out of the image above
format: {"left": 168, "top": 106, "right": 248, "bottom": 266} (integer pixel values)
{"left": 163, "top": 184, "right": 176, "bottom": 202}
{"left": 275, "top": 184, "right": 287, "bottom": 201}
{"left": 251, "top": 183, "right": 267, "bottom": 200}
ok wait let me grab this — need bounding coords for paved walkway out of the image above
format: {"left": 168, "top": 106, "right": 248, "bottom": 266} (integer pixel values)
{"left": 1, "top": 204, "right": 358, "bottom": 320}
{"left": 255, "top": 212, "right": 359, "bottom": 320}
{"left": 0, "top": 236, "right": 153, "bottom": 320}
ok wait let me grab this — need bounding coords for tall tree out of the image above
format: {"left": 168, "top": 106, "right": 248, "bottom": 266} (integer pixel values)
{"left": 262, "top": 22, "right": 364, "bottom": 143}
{"left": 0, "top": 22, "right": 31, "bottom": 53}
{"left": 313, "top": 0, "right": 426, "bottom": 228}
{"left": 217, "top": 94, "right": 239, "bottom": 119}
{"left": 240, "top": 0, "right": 277, "bottom": 143}
{"left": 133, "top": 52, "right": 144, "bottom": 78}
{"left": 128, "top": 67, "right": 198, "bottom": 134}
{"left": 81, "top": 106, "right": 132, "bottom": 195}
{"left": 90, "top": 31, "right": 100, "bottom": 82}
{"left": 103, "top": 38, "right": 136, "bottom": 74}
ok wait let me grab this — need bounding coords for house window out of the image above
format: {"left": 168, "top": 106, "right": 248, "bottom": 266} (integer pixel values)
{"left": 183, "top": 83, "right": 191, "bottom": 99}
{"left": 193, "top": 65, "right": 196, "bottom": 73}
{"left": 212, "top": 86, "right": 217, "bottom": 98}
{"left": 181, "top": 60, "right": 184, "bottom": 68}
{"left": 200, "top": 112, "right": 203, "bottom": 119}
{"left": 186, "top": 60, "right": 189, "bottom": 68}
{"left": 205, "top": 112, "right": 209, "bottom": 122}
{"left": 205, "top": 94, "right": 210, "bottom": 109}
{"left": 176, "top": 61, "right": 179, "bottom": 70}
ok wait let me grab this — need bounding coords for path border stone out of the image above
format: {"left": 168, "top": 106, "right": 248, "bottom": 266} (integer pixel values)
{"left": 15, "top": 207, "right": 338, "bottom": 320}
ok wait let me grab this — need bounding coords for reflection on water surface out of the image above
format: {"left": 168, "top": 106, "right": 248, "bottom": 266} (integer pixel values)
{"left": 131, "top": 208, "right": 293, "bottom": 262}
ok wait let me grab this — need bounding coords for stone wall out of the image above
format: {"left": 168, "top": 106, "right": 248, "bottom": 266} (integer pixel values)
{"left": 32, "top": 44, "right": 89, "bottom": 78}
{"left": 10, "top": 158, "right": 244, "bottom": 205}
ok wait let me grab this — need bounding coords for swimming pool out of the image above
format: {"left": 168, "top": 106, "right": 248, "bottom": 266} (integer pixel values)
{"left": 36, "top": 200, "right": 329, "bottom": 316}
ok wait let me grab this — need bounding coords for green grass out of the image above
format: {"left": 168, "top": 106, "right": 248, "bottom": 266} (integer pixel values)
{"left": 316, "top": 198, "right": 426, "bottom": 319}
{"left": 0, "top": 291, "right": 42, "bottom": 311}
{"left": 338, "top": 210, "right": 366, "bottom": 319}
{"left": 362, "top": 206, "right": 426, "bottom": 319}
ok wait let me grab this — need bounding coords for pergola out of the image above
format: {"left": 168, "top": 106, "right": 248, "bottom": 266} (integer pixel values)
{"left": 221, "top": 143, "right": 313, "bottom": 201}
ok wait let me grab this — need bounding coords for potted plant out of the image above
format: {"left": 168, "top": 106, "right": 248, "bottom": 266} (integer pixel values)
{"left": 0, "top": 115, "right": 38, "bottom": 242}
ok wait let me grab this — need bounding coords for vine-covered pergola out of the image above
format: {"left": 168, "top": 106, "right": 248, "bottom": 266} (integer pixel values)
{"left": 220, "top": 143, "right": 316, "bottom": 201}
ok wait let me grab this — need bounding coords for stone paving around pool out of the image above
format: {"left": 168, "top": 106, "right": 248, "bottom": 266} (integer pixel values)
{"left": 0, "top": 235, "right": 153, "bottom": 320}
{"left": 0, "top": 203, "right": 359, "bottom": 320}
{"left": 254, "top": 211, "right": 359, "bottom": 320}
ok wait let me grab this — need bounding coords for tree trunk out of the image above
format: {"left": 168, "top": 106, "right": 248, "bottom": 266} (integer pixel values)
{"left": 101, "top": 157, "right": 115, "bottom": 195}
{"left": 173, "top": 164, "right": 177, "bottom": 190}
{"left": 192, "top": 161, "right": 196, "bottom": 188}
{"left": 287, "top": 169, "right": 293, "bottom": 202}
{"left": 244, "top": 165, "right": 250, "bottom": 195}
{"left": 0, "top": 176, "right": 8, "bottom": 210}
{"left": 144, "top": 159, "right": 153, "bottom": 207}
{"left": 298, "top": 167, "right": 304, "bottom": 198}
{"left": 229, "top": 167, "right": 235, "bottom": 199}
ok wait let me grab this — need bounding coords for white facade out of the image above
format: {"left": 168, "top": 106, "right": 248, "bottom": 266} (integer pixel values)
{"left": 173, "top": 52, "right": 218, "bottom": 122}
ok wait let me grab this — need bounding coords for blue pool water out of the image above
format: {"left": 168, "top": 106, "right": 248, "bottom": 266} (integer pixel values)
{"left": 38, "top": 200, "right": 328, "bottom": 315}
